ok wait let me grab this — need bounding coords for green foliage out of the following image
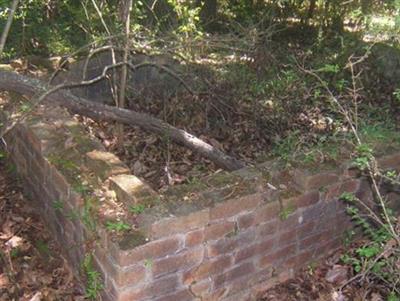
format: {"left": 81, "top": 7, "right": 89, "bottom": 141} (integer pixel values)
{"left": 81, "top": 197, "right": 98, "bottom": 233}
{"left": 340, "top": 191, "right": 399, "bottom": 294}
{"left": 394, "top": 89, "right": 400, "bottom": 102}
{"left": 317, "top": 64, "right": 340, "bottom": 74}
{"left": 144, "top": 258, "right": 153, "bottom": 268}
{"left": 52, "top": 199, "right": 64, "bottom": 212}
{"left": 352, "top": 144, "right": 373, "bottom": 170}
{"left": 10, "top": 247, "right": 20, "bottom": 258}
{"left": 279, "top": 204, "right": 295, "bottom": 220}
{"left": 82, "top": 253, "right": 103, "bottom": 300}
{"left": 128, "top": 204, "right": 146, "bottom": 214}
{"left": 340, "top": 192, "right": 357, "bottom": 203}
{"left": 35, "top": 240, "right": 50, "bottom": 257}
{"left": 105, "top": 220, "right": 131, "bottom": 232}
{"left": 388, "top": 292, "right": 400, "bottom": 301}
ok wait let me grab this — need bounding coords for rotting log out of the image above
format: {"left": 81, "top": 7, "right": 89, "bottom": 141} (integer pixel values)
{"left": 0, "top": 71, "right": 246, "bottom": 171}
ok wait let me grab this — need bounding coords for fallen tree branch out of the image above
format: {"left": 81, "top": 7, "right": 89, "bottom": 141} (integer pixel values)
{"left": 0, "top": 71, "right": 246, "bottom": 171}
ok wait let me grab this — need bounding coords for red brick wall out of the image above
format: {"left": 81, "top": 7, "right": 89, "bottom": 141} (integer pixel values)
{"left": 3, "top": 105, "right": 396, "bottom": 301}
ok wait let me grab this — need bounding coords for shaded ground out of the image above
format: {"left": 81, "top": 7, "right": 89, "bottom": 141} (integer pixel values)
{"left": 0, "top": 159, "right": 83, "bottom": 300}
{"left": 261, "top": 242, "right": 395, "bottom": 301}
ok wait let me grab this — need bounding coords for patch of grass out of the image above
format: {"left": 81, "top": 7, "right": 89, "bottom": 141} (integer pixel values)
{"left": 144, "top": 258, "right": 153, "bottom": 268}
{"left": 35, "top": 240, "right": 51, "bottom": 257}
{"left": 72, "top": 182, "right": 92, "bottom": 195}
{"left": 128, "top": 204, "right": 146, "bottom": 214}
{"left": 105, "top": 220, "right": 131, "bottom": 232}
{"left": 81, "top": 197, "right": 98, "bottom": 232}
{"left": 82, "top": 253, "right": 103, "bottom": 300}
{"left": 10, "top": 248, "right": 20, "bottom": 258}
{"left": 279, "top": 204, "right": 295, "bottom": 220}
{"left": 47, "top": 155, "right": 78, "bottom": 172}
{"left": 359, "top": 123, "right": 400, "bottom": 147}
{"left": 52, "top": 199, "right": 64, "bottom": 212}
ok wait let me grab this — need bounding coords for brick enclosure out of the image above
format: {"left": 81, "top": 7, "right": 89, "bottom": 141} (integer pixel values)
{"left": 2, "top": 104, "right": 399, "bottom": 301}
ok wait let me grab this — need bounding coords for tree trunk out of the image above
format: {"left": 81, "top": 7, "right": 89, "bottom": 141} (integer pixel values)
{"left": 307, "top": 0, "right": 316, "bottom": 20}
{"left": 0, "top": 0, "right": 20, "bottom": 57}
{"left": 116, "top": 0, "right": 132, "bottom": 147}
{"left": 0, "top": 71, "right": 246, "bottom": 171}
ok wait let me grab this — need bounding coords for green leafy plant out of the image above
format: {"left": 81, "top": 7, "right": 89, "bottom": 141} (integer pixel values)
{"left": 393, "top": 88, "right": 400, "bottom": 102}
{"left": 105, "top": 220, "right": 131, "bottom": 232}
{"left": 144, "top": 258, "right": 153, "bottom": 268}
{"left": 352, "top": 144, "right": 373, "bottom": 170}
{"left": 129, "top": 204, "right": 146, "bottom": 214}
{"left": 82, "top": 253, "right": 103, "bottom": 300}
{"left": 52, "top": 199, "right": 64, "bottom": 212}
{"left": 317, "top": 64, "right": 340, "bottom": 73}
{"left": 279, "top": 204, "right": 295, "bottom": 220}
{"left": 35, "top": 240, "right": 50, "bottom": 257}
{"left": 82, "top": 197, "right": 97, "bottom": 233}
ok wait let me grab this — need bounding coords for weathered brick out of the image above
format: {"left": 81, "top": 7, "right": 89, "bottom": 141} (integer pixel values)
{"left": 237, "top": 213, "right": 255, "bottom": 230}
{"left": 294, "top": 170, "right": 339, "bottom": 191}
{"left": 299, "top": 231, "right": 325, "bottom": 250}
{"left": 378, "top": 152, "right": 400, "bottom": 170}
{"left": 256, "top": 220, "right": 278, "bottom": 238}
{"left": 210, "top": 193, "right": 263, "bottom": 221}
{"left": 254, "top": 201, "right": 280, "bottom": 224}
{"left": 293, "top": 190, "right": 320, "bottom": 208}
{"left": 153, "top": 289, "right": 194, "bottom": 301}
{"left": 325, "top": 179, "right": 360, "bottom": 201}
{"left": 24, "top": 127, "right": 42, "bottom": 153}
{"left": 259, "top": 244, "right": 296, "bottom": 268}
{"left": 234, "top": 237, "right": 275, "bottom": 264}
{"left": 86, "top": 150, "right": 130, "bottom": 180}
{"left": 185, "top": 229, "right": 205, "bottom": 247}
{"left": 188, "top": 278, "right": 212, "bottom": 297}
{"left": 307, "top": 172, "right": 339, "bottom": 190}
{"left": 115, "top": 274, "right": 181, "bottom": 301}
{"left": 355, "top": 178, "right": 373, "bottom": 203}
{"left": 207, "top": 230, "right": 255, "bottom": 257}
{"left": 278, "top": 229, "right": 297, "bottom": 246}
{"left": 313, "top": 236, "right": 342, "bottom": 258}
{"left": 296, "top": 221, "right": 315, "bottom": 239}
{"left": 284, "top": 249, "right": 314, "bottom": 269}
{"left": 204, "top": 221, "right": 236, "bottom": 241}
{"left": 150, "top": 209, "right": 209, "bottom": 239}
{"left": 109, "top": 174, "right": 157, "bottom": 206}
{"left": 152, "top": 247, "right": 204, "bottom": 278}
{"left": 183, "top": 256, "right": 233, "bottom": 284}
{"left": 50, "top": 166, "right": 70, "bottom": 201}
{"left": 213, "top": 262, "right": 255, "bottom": 288}
{"left": 222, "top": 290, "right": 252, "bottom": 301}
{"left": 112, "top": 236, "right": 183, "bottom": 266}
{"left": 94, "top": 245, "right": 147, "bottom": 288}
{"left": 278, "top": 211, "right": 302, "bottom": 230}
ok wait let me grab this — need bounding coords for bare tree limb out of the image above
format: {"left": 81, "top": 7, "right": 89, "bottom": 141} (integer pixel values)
{"left": 0, "top": 71, "right": 246, "bottom": 171}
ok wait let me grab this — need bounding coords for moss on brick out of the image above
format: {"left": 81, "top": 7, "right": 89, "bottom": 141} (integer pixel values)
{"left": 118, "top": 230, "right": 148, "bottom": 250}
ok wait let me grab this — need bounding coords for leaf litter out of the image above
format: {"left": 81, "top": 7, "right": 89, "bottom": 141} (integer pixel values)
{"left": 0, "top": 160, "right": 83, "bottom": 301}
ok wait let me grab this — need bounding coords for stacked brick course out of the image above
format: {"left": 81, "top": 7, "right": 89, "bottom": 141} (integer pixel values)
{"left": 2, "top": 104, "right": 398, "bottom": 301}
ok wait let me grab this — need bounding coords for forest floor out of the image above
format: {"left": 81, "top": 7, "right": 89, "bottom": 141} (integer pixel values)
{"left": 0, "top": 160, "right": 83, "bottom": 300}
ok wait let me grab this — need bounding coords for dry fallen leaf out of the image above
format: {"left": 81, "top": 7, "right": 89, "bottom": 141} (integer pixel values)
{"left": 0, "top": 274, "right": 9, "bottom": 288}
{"left": 5, "top": 235, "right": 23, "bottom": 249}
{"left": 29, "top": 291, "right": 42, "bottom": 301}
